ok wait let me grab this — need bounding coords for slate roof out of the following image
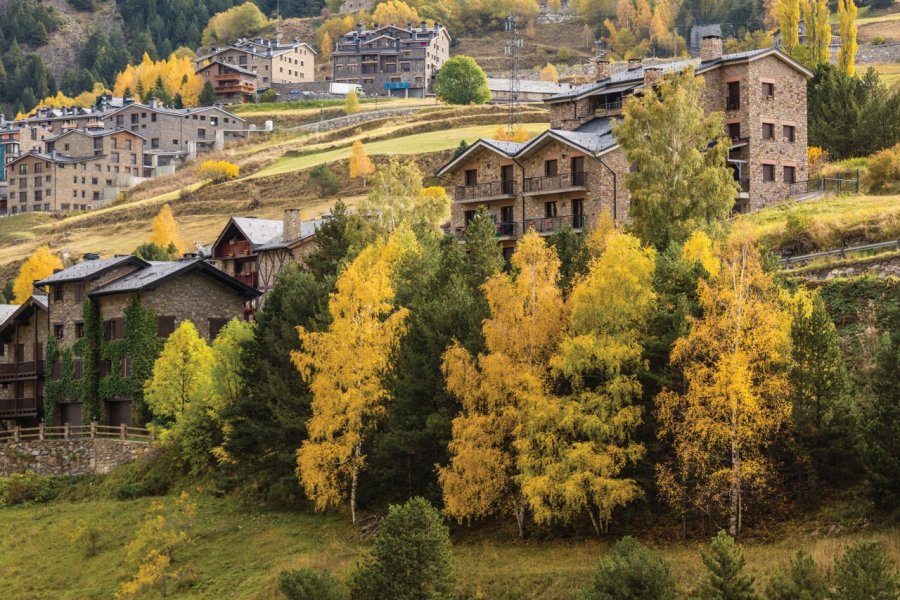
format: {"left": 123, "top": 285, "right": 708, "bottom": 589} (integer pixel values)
{"left": 89, "top": 260, "right": 260, "bottom": 298}
{"left": 231, "top": 217, "right": 285, "bottom": 246}
{"left": 35, "top": 255, "right": 144, "bottom": 285}
{"left": 256, "top": 219, "right": 326, "bottom": 251}
{"left": 486, "top": 78, "right": 575, "bottom": 95}
{"left": 0, "top": 304, "right": 18, "bottom": 325}
{"left": 7, "top": 150, "right": 98, "bottom": 166}
{"left": 198, "top": 60, "right": 258, "bottom": 77}
{"left": 0, "top": 295, "right": 48, "bottom": 338}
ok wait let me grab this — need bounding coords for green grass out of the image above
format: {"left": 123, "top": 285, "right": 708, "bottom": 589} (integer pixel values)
{"left": 249, "top": 123, "right": 550, "bottom": 179}
{"left": 0, "top": 491, "right": 897, "bottom": 599}
{"left": 0, "top": 212, "right": 54, "bottom": 245}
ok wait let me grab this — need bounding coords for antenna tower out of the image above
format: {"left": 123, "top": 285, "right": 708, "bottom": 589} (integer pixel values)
{"left": 504, "top": 15, "right": 523, "bottom": 134}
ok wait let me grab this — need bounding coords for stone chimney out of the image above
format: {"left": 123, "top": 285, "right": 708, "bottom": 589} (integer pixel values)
{"left": 148, "top": 97, "right": 158, "bottom": 109}
{"left": 644, "top": 66, "right": 663, "bottom": 88}
{"left": 594, "top": 59, "right": 611, "bottom": 81}
{"left": 421, "top": 20, "right": 427, "bottom": 32}
{"left": 283, "top": 209, "right": 302, "bottom": 242}
{"left": 700, "top": 35, "right": 723, "bottom": 62}
{"left": 627, "top": 58, "right": 642, "bottom": 70}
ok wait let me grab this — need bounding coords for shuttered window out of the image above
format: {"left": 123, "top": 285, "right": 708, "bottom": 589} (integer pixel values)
{"left": 157, "top": 316, "right": 176, "bottom": 338}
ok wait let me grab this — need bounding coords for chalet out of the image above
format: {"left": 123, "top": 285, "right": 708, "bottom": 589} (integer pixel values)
{"left": 28, "top": 255, "right": 260, "bottom": 426}
{"left": 438, "top": 38, "right": 813, "bottom": 259}
{"left": 209, "top": 209, "right": 325, "bottom": 307}
{"left": 197, "top": 61, "right": 258, "bottom": 104}
{"left": 0, "top": 295, "right": 48, "bottom": 426}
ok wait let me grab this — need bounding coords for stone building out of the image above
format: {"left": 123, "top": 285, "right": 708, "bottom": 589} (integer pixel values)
{"left": 437, "top": 39, "right": 812, "bottom": 253}
{"left": 31, "top": 255, "right": 259, "bottom": 426}
{"left": 208, "top": 210, "right": 324, "bottom": 310}
{"left": 3, "top": 128, "right": 147, "bottom": 214}
{"left": 331, "top": 22, "right": 451, "bottom": 98}
{"left": 195, "top": 38, "right": 316, "bottom": 90}
{"left": 0, "top": 295, "right": 48, "bottom": 427}
{"left": 196, "top": 61, "right": 258, "bottom": 104}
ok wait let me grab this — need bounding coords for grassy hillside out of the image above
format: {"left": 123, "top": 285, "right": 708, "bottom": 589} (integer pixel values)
{"left": 0, "top": 490, "right": 896, "bottom": 600}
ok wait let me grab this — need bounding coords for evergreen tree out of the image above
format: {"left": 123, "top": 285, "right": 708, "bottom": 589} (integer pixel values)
{"left": 697, "top": 531, "right": 758, "bottom": 600}
{"left": 199, "top": 81, "right": 217, "bottom": 106}
{"left": 832, "top": 541, "right": 900, "bottom": 600}
{"left": 864, "top": 308, "right": 900, "bottom": 510}
{"left": 350, "top": 497, "right": 456, "bottom": 600}
{"left": 764, "top": 549, "right": 828, "bottom": 600}
{"left": 588, "top": 536, "right": 676, "bottom": 600}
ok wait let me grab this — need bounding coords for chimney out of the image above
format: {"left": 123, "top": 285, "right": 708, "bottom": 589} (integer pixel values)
{"left": 82, "top": 253, "right": 100, "bottom": 261}
{"left": 357, "top": 22, "right": 363, "bottom": 34}
{"left": 283, "top": 209, "right": 302, "bottom": 242}
{"left": 594, "top": 59, "right": 611, "bottom": 81}
{"left": 644, "top": 66, "right": 663, "bottom": 88}
{"left": 700, "top": 35, "right": 723, "bottom": 62}
{"left": 421, "top": 20, "right": 427, "bottom": 32}
{"left": 149, "top": 97, "right": 158, "bottom": 109}
{"left": 627, "top": 58, "right": 642, "bottom": 70}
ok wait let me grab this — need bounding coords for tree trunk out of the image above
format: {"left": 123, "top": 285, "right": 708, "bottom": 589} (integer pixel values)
{"left": 350, "top": 443, "right": 360, "bottom": 525}
{"left": 730, "top": 420, "right": 740, "bottom": 537}
{"left": 587, "top": 507, "right": 601, "bottom": 538}
{"left": 515, "top": 503, "right": 527, "bottom": 539}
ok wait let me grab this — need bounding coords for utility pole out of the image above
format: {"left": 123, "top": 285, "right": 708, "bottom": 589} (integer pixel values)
{"left": 504, "top": 15, "right": 523, "bottom": 135}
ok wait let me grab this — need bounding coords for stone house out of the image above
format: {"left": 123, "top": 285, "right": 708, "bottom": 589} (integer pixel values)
{"left": 0, "top": 295, "right": 48, "bottom": 427}
{"left": 34, "top": 255, "right": 259, "bottom": 426}
{"left": 331, "top": 22, "right": 451, "bottom": 98}
{"left": 195, "top": 38, "right": 316, "bottom": 90}
{"left": 208, "top": 210, "right": 324, "bottom": 310}
{"left": 3, "top": 128, "right": 147, "bottom": 214}
{"left": 437, "top": 39, "right": 812, "bottom": 251}
{"left": 196, "top": 61, "right": 258, "bottom": 104}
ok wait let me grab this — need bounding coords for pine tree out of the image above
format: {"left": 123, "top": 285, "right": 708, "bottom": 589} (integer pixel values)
{"left": 864, "top": 309, "right": 900, "bottom": 510}
{"left": 832, "top": 541, "right": 900, "bottom": 600}
{"left": 765, "top": 549, "right": 829, "bottom": 600}
{"left": 199, "top": 81, "right": 217, "bottom": 106}
{"left": 697, "top": 531, "right": 758, "bottom": 600}
{"left": 589, "top": 537, "right": 676, "bottom": 600}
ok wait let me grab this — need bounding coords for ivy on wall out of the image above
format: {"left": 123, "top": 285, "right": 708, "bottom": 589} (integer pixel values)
{"left": 80, "top": 298, "right": 103, "bottom": 425}
{"left": 43, "top": 335, "right": 72, "bottom": 426}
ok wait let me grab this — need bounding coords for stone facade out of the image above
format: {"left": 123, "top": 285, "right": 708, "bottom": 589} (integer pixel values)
{"left": 332, "top": 23, "right": 451, "bottom": 98}
{"left": 0, "top": 298, "right": 48, "bottom": 426}
{"left": 197, "top": 61, "right": 257, "bottom": 104}
{"left": 195, "top": 38, "right": 316, "bottom": 89}
{"left": 0, "top": 438, "right": 155, "bottom": 476}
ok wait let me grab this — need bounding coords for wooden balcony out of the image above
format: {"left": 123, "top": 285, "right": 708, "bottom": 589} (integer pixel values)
{"left": 216, "top": 82, "right": 256, "bottom": 95}
{"left": 234, "top": 271, "right": 258, "bottom": 287}
{"left": 523, "top": 172, "right": 587, "bottom": 196}
{"left": 525, "top": 214, "right": 585, "bottom": 234}
{"left": 0, "top": 361, "right": 45, "bottom": 381}
{"left": 454, "top": 180, "right": 517, "bottom": 203}
{"left": 216, "top": 240, "right": 253, "bottom": 259}
{"left": 0, "top": 397, "right": 41, "bottom": 418}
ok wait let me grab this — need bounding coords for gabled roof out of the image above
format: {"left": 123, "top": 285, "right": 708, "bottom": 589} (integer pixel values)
{"left": 0, "top": 295, "right": 48, "bottom": 339}
{"left": 45, "top": 127, "right": 148, "bottom": 143}
{"left": 6, "top": 150, "right": 98, "bottom": 166}
{"left": 88, "top": 260, "right": 260, "bottom": 299}
{"left": 435, "top": 139, "right": 525, "bottom": 177}
{"left": 0, "top": 304, "right": 18, "bottom": 326}
{"left": 100, "top": 102, "right": 247, "bottom": 123}
{"left": 35, "top": 255, "right": 147, "bottom": 285}
{"left": 257, "top": 219, "right": 326, "bottom": 251}
{"left": 197, "top": 60, "right": 257, "bottom": 77}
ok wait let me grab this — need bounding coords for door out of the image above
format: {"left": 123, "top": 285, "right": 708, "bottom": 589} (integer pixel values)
{"left": 464, "top": 169, "right": 477, "bottom": 186}
{"left": 499, "top": 206, "right": 514, "bottom": 236}
{"left": 572, "top": 199, "right": 584, "bottom": 228}
{"left": 570, "top": 156, "right": 585, "bottom": 186}
{"left": 107, "top": 400, "right": 132, "bottom": 426}
{"left": 60, "top": 402, "right": 83, "bottom": 426}
{"left": 501, "top": 165, "right": 515, "bottom": 195}
{"left": 544, "top": 159, "right": 558, "bottom": 177}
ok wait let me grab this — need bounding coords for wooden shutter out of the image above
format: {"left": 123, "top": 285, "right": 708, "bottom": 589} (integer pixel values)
{"left": 157, "top": 316, "right": 176, "bottom": 338}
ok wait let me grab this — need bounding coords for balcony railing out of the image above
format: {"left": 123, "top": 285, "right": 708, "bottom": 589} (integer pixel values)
{"left": 0, "top": 361, "right": 45, "bottom": 380}
{"left": 454, "top": 180, "right": 517, "bottom": 202}
{"left": 525, "top": 214, "right": 585, "bottom": 234}
{"left": 737, "top": 179, "right": 750, "bottom": 192}
{"left": 523, "top": 172, "right": 587, "bottom": 195}
{"left": 726, "top": 96, "right": 741, "bottom": 110}
{"left": 454, "top": 221, "right": 518, "bottom": 239}
{"left": 234, "top": 271, "right": 259, "bottom": 287}
{"left": 0, "top": 397, "right": 41, "bottom": 417}
{"left": 216, "top": 240, "right": 253, "bottom": 259}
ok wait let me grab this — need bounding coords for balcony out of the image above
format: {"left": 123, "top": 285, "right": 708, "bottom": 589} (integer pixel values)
{"left": 0, "top": 397, "right": 41, "bottom": 418}
{"left": 523, "top": 172, "right": 587, "bottom": 196}
{"left": 454, "top": 180, "right": 517, "bottom": 203}
{"left": 726, "top": 96, "right": 741, "bottom": 111}
{"left": 234, "top": 271, "right": 259, "bottom": 287}
{"left": 216, "top": 82, "right": 256, "bottom": 95}
{"left": 525, "top": 214, "right": 585, "bottom": 234}
{"left": 216, "top": 240, "right": 253, "bottom": 259}
{"left": 0, "top": 361, "right": 45, "bottom": 381}
{"left": 454, "top": 221, "right": 518, "bottom": 240}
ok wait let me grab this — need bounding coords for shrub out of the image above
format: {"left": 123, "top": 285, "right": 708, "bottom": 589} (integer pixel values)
{"left": 0, "top": 472, "right": 61, "bottom": 505}
{"left": 68, "top": 522, "right": 102, "bottom": 557}
{"left": 434, "top": 56, "right": 491, "bottom": 105}
{"left": 872, "top": 35, "right": 886, "bottom": 45}
{"left": 351, "top": 497, "right": 457, "bottom": 600}
{"left": 807, "top": 146, "right": 829, "bottom": 177}
{"left": 864, "top": 144, "right": 900, "bottom": 194}
{"left": 344, "top": 89, "right": 361, "bottom": 114}
{"left": 197, "top": 160, "right": 239, "bottom": 183}
{"left": 260, "top": 88, "right": 277, "bottom": 103}
{"left": 279, "top": 568, "right": 345, "bottom": 600}
{"left": 764, "top": 549, "right": 828, "bottom": 600}
{"left": 558, "top": 47, "right": 572, "bottom": 61}
{"left": 783, "top": 212, "right": 816, "bottom": 255}
{"left": 587, "top": 536, "right": 676, "bottom": 600}
{"left": 107, "top": 442, "right": 182, "bottom": 500}
{"left": 697, "top": 531, "right": 757, "bottom": 600}
{"left": 832, "top": 541, "right": 900, "bottom": 600}
{"left": 309, "top": 164, "right": 340, "bottom": 197}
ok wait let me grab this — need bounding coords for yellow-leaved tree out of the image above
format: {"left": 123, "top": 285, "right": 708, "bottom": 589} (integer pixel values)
{"left": 113, "top": 53, "right": 204, "bottom": 106}
{"left": 144, "top": 321, "right": 214, "bottom": 420}
{"left": 803, "top": 0, "right": 831, "bottom": 65}
{"left": 518, "top": 222, "right": 656, "bottom": 536}
{"left": 656, "top": 226, "right": 793, "bottom": 537}
{"left": 837, "top": 0, "right": 857, "bottom": 76}
{"left": 777, "top": 0, "right": 801, "bottom": 54}
{"left": 149, "top": 204, "right": 187, "bottom": 255}
{"left": 540, "top": 63, "right": 559, "bottom": 82}
{"left": 320, "top": 31, "right": 334, "bottom": 62}
{"left": 13, "top": 245, "right": 64, "bottom": 304}
{"left": 439, "top": 231, "right": 567, "bottom": 538}
{"left": 344, "top": 89, "right": 361, "bottom": 114}
{"left": 349, "top": 140, "right": 375, "bottom": 187}
{"left": 293, "top": 228, "right": 418, "bottom": 523}
{"left": 202, "top": 2, "right": 269, "bottom": 46}
{"left": 371, "top": 0, "right": 422, "bottom": 26}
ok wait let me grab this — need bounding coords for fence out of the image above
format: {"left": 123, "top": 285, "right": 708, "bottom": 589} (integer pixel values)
{"left": 781, "top": 239, "right": 900, "bottom": 269}
{"left": 0, "top": 423, "right": 153, "bottom": 444}
{"left": 788, "top": 172, "right": 860, "bottom": 197}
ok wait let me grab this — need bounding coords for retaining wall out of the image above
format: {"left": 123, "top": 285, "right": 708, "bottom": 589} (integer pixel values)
{"left": 0, "top": 439, "right": 155, "bottom": 476}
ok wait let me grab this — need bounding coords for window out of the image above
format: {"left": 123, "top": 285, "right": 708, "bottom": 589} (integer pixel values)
{"left": 34, "top": 190, "right": 42, "bottom": 202}
{"left": 121, "top": 356, "right": 130, "bottom": 378}
{"left": 545, "top": 201, "right": 558, "bottom": 218}
{"left": 726, "top": 81, "right": 740, "bottom": 109}
{"left": 73, "top": 357, "right": 83, "bottom": 380}
{"left": 53, "top": 285, "right": 63, "bottom": 302}
{"left": 727, "top": 123, "right": 741, "bottom": 140}
{"left": 762, "top": 82, "right": 775, "bottom": 98}
{"left": 131, "top": 114, "right": 139, "bottom": 125}
{"left": 104, "top": 318, "right": 125, "bottom": 341}
{"left": 198, "top": 128, "right": 206, "bottom": 139}
{"left": 762, "top": 122, "right": 775, "bottom": 140}
{"left": 18, "top": 164, "right": 27, "bottom": 175}
{"left": 157, "top": 316, "right": 176, "bottom": 338}
{"left": 783, "top": 165, "right": 796, "bottom": 183}
{"left": 53, "top": 324, "right": 64, "bottom": 340}
{"left": 151, "top": 113, "right": 157, "bottom": 123}
{"left": 151, "top": 138, "right": 159, "bottom": 149}
{"left": 463, "top": 209, "right": 476, "bottom": 225}
{"left": 783, "top": 125, "right": 795, "bottom": 142}
{"left": 464, "top": 169, "right": 477, "bottom": 186}
{"left": 763, "top": 164, "right": 775, "bottom": 181}
{"left": 544, "top": 159, "right": 558, "bottom": 177}
{"left": 75, "top": 322, "right": 84, "bottom": 339}
{"left": 210, "top": 117, "right": 218, "bottom": 126}
{"left": 573, "top": 198, "right": 584, "bottom": 228}
{"left": 209, "top": 318, "right": 228, "bottom": 340}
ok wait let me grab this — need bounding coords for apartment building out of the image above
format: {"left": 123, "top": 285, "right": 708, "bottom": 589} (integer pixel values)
{"left": 195, "top": 37, "right": 316, "bottom": 90}
{"left": 4, "top": 128, "right": 147, "bottom": 214}
{"left": 437, "top": 37, "right": 812, "bottom": 256}
{"left": 196, "top": 61, "right": 258, "bottom": 104}
{"left": 0, "top": 295, "right": 48, "bottom": 427}
{"left": 28, "top": 254, "right": 260, "bottom": 425}
{"left": 331, "top": 22, "right": 451, "bottom": 98}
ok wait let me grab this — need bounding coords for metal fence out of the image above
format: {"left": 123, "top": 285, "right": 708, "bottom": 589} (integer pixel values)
{"left": 781, "top": 239, "right": 900, "bottom": 269}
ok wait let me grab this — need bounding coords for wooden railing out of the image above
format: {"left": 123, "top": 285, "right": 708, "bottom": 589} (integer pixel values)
{"left": 0, "top": 397, "right": 41, "bottom": 417}
{"left": 0, "top": 424, "right": 154, "bottom": 444}
{"left": 0, "top": 361, "right": 45, "bottom": 380}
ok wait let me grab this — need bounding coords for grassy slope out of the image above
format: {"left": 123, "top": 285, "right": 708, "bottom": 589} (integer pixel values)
{"left": 0, "top": 493, "right": 897, "bottom": 600}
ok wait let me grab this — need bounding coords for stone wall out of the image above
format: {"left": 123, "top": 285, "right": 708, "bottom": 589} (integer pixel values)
{"left": 0, "top": 439, "right": 154, "bottom": 476}
{"left": 793, "top": 253, "right": 900, "bottom": 282}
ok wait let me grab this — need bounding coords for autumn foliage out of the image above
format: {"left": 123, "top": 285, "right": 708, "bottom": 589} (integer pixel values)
{"left": 149, "top": 204, "right": 187, "bottom": 255}
{"left": 13, "top": 245, "right": 63, "bottom": 304}
{"left": 197, "top": 160, "right": 240, "bottom": 184}
{"left": 113, "top": 53, "right": 204, "bottom": 106}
